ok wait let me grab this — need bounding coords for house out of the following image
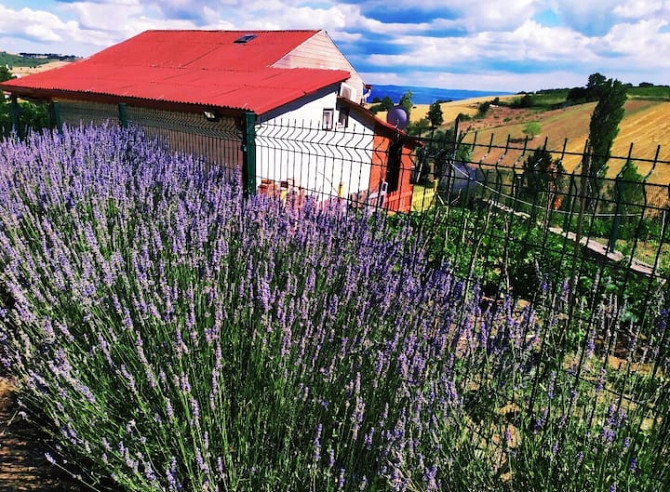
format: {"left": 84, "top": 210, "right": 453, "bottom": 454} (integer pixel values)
{"left": 0, "top": 30, "right": 416, "bottom": 211}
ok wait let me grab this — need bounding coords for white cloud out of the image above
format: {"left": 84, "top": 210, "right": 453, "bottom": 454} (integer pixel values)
{"left": 3, "top": 0, "right": 670, "bottom": 91}
{"left": 452, "top": 0, "right": 540, "bottom": 32}
{"left": 599, "top": 19, "right": 670, "bottom": 65}
{"left": 59, "top": 1, "right": 197, "bottom": 39}
{"left": 58, "top": 1, "right": 144, "bottom": 32}
{"left": 502, "top": 20, "right": 593, "bottom": 61}
{"left": 613, "top": 0, "right": 667, "bottom": 18}
{"left": 363, "top": 21, "right": 593, "bottom": 70}
{"left": 0, "top": 5, "right": 74, "bottom": 43}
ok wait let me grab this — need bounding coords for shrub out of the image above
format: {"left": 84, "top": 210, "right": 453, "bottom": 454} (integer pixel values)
{"left": 0, "top": 125, "right": 668, "bottom": 491}
{"left": 522, "top": 122, "right": 542, "bottom": 139}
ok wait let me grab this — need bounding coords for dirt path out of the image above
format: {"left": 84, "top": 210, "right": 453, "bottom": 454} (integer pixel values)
{"left": 0, "top": 378, "right": 85, "bottom": 491}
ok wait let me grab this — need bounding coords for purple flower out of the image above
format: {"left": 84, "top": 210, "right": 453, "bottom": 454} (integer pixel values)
{"left": 327, "top": 446, "right": 335, "bottom": 470}
{"left": 364, "top": 427, "right": 375, "bottom": 450}
{"left": 166, "top": 456, "right": 178, "bottom": 491}
{"left": 337, "top": 468, "right": 346, "bottom": 490}
{"left": 313, "top": 423, "right": 322, "bottom": 463}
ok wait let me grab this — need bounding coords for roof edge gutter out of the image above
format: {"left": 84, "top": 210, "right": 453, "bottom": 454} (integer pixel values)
{"left": 0, "top": 86, "right": 249, "bottom": 118}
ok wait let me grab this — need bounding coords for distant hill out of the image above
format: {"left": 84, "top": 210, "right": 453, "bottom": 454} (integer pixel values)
{"left": 453, "top": 98, "right": 670, "bottom": 183}
{"left": 0, "top": 51, "right": 78, "bottom": 68}
{"left": 368, "top": 84, "right": 513, "bottom": 105}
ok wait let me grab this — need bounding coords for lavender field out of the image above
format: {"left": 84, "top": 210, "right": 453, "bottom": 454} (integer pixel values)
{"left": 0, "top": 125, "right": 668, "bottom": 491}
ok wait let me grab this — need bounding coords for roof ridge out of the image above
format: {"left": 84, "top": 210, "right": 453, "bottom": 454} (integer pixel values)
{"left": 141, "top": 29, "right": 322, "bottom": 33}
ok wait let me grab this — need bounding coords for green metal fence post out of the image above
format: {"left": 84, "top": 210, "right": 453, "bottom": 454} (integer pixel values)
{"left": 9, "top": 95, "right": 21, "bottom": 139}
{"left": 241, "top": 111, "right": 257, "bottom": 198}
{"left": 118, "top": 103, "right": 129, "bottom": 128}
{"left": 49, "top": 101, "right": 63, "bottom": 133}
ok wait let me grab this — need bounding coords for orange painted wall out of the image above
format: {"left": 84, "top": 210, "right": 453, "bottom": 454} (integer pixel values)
{"left": 370, "top": 133, "right": 414, "bottom": 213}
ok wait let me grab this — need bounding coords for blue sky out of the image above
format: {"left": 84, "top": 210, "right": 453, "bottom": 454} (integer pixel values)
{"left": 1, "top": 0, "right": 669, "bottom": 92}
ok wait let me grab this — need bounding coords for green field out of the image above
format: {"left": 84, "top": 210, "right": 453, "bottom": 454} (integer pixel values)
{"left": 0, "top": 51, "right": 49, "bottom": 68}
{"left": 0, "top": 51, "right": 77, "bottom": 68}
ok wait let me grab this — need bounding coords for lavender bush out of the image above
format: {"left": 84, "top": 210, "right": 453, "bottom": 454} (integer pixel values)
{"left": 0, "top": 125, "right": 668, "bottom": 491}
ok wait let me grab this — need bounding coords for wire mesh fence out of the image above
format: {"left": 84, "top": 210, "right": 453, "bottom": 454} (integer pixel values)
{"left": 125, "top": 107, "right": 243, "bottom": 180}
{"left": 250, "top": 119, "right": 670, "bottom": 487}
{"left": 59, "top": 100, "right": 120, "bottom": 128}
{"left": 399, "top": 129, "right": 670, "bottom": 487}
{"left": 6, "top": 100, "right": 669, "bottom": 302}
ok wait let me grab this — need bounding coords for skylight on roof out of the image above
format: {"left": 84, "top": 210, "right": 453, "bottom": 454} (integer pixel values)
{"left": 234, "top": 34, "right": 257, "bottom": 44}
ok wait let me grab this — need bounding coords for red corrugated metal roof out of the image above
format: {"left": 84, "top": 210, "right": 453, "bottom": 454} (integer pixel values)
{"left": 0, "top": 30, "right": 351, "bottom": 115}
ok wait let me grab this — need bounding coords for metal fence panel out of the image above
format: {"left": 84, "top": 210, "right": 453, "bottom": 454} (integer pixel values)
{"left": 125, "top": 107, "right": 242, "bottom": 180}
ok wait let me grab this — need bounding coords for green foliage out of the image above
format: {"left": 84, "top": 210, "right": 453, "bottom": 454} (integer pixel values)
{"left": 587, "top": 78, "right": 627, "bottom": 180}
{"left": 521, "top": 146, "right": 565, "bottom": 206}
{"left": 427, "top": 101, "right": 444, "bottom": 128}
{"left": 399, "top": 90, "right": 413, "bottom": 116}
{"left": 393, "top": 197, "right": 662, "bottom": 331}
{"left": 0, "top": 65, "right": 14, "bottom": 82}
{"left": 566, "top": 72, "right": 625, "bottom": 106}
{"left": 0, "top": 100, "right": 50, "bottom": 137}
{"left": 368, "top": 95, "right": 394, "bottom": 114}
{"left": 612, "top": 160, "right": 645, "bottom": 220}
{"left": 510, "top": 93, "right": 535, "bottom": 108}
{"left": 476, "top": 101, "right": 491, "bottom": 118}
{"left": 627, "top": 84, "right": 670, "bottom": 100}
{"left": 0, "top": 51, "right": 47, "bottom": 68}
{"left": 587, "top": 72, "right": 607, "bottom": 92}
{"left": 505, "top": 90, "right": 570, "bottom": 109}
{"left": 406, "top": 117, "right": 430, "bottom": 136}
{"left": 522, "top": 121, "right": 542, "bottom": 139}
{"left": 412, "top": 125, "right": 472, "bottom": 183}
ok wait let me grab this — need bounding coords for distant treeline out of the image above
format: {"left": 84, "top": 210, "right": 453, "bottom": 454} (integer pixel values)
{"left": 508, "top": 74, "right": 670, "bottom": 108}
{"left": 18, "top": 52, "right": 78, "bottom": 61}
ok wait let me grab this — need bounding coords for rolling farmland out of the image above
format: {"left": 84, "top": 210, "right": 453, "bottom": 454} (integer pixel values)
{"left": 416, "top": 98, "right": 670, "bottom": 184}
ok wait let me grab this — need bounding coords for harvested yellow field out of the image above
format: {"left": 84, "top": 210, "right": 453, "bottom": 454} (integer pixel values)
{"left": 372, "top": 95, "right": 518, "bottom": 130}
{"left": 612, "top": 101, "right": 670, "bottom": 181}
{"left": 410, "top": 95, "right": 519, "bottom": 124}
{"left": 452, "top": 98, "right": 670, "bottom": 184}
{"left": 11, "top": 61, "right": 71, "bottom": 77}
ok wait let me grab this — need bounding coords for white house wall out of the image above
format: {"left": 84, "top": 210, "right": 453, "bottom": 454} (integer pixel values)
{"left": 256, "top": 91, "right": 375, "bottom": 202}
